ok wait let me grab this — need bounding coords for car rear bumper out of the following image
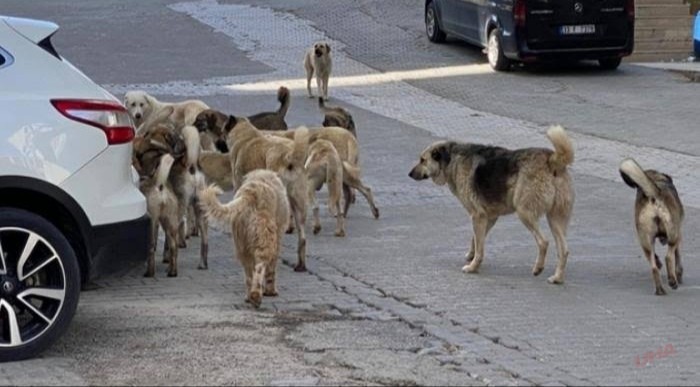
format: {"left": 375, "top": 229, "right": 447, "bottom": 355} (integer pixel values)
{"left": 89, "top": 214, "right": 150, "bottom": 281}
{"left": 505, "top": 28, "right": 634, "bottom": 62}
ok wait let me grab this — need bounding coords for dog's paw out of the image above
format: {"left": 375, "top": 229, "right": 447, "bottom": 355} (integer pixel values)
{"left": 167, "top": 270, "right": 178, "bottom": 278}
{"left": 547, "top": 275, "right": 564, "bottom": 285}
{"left": 263, "top": 289, "right": 278, "bottom": 297}
{"left": 294, "top": 264, "right": 307, "bottom": 272}
{"left": 462, "top": 264, "right": 478, "bottom": 274}
{"left": 286, "top": 226, "right": 295, "bottom": 234}
{"left": 372, "top": 207, "right": 380, "bottom": 219}
{"left": 669, "top": 278, "right": 679, "bottom": 289}
{"left": 178, "top": 241, "right": 187, "bottom": 248}
{"left": 143, "top": 270, "right": 155, "bottom": 278}
{"left": 532, "top": 266, "right": 544, "bottom": 276}
{"left": 197, "top": 264, "right": 208, "bottom": 270}
{"left": 655, "top": 286, "right": 667, "bottom": 296}
{"left": 334, "top": 229, "right": 346, "bottom": 237}
{"left": 313, "top": 224, "right": 321, "bottom": 235}
{"left": 249, "top": 292, "right": 262, "bottom": 308}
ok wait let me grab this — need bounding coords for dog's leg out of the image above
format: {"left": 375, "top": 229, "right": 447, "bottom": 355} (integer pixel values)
{"left": 642, "top": 238, "right": 665, "bottom": 295}
{"left": 264, "top": 254, "right": 279, "bottom": 297}
{"left": 316, "top": 76, "right": 323, "bottom": 102}
{"left": 187, "top": 205, "right": 198, "bottom": 238}
{"left": 517, "top": 212, "right": 549, "bottom": 277}
{"left": 196, "top": 203, "right": 208, "bottom": 270}
{"left": 242, "top": 261, "right": 254, "bottom": 304}
{"left": 342, "top": 184, "right": 353, "bottom": 217}
{"left": 343, "top": 171, "right": 379, "bottom": 219}
{"left": 675, "top": 247, "right": 683, "bottom": 285}
{"left": 290, "top": 194, "right": 307, "bottom": 272}
{"left": 333, "top": 191, "right": 345, "bottom": 237}
{"left": 546, "top": 212, "right": 570, "bottom": 285}
{"left": 249, "top": 261, "right": 266, "bottom": 308}
{"left": 308, "top": 183, "right": 321, "bottom": 235}
{"left": 165, "top": 220, "right": 179, "bottom": 277}
{"left": 144, "top": 217, "right": 159, "bottom": 277}
{"left": 322, "top": 73, "right": 329, "bottom": 101}
{"left": 463, "top": 214, "right": 493, "bottom": 273}
{"left": 465, "top": 218, "right": 497, "bottom": 264}
{"left": 665, "top": 242, "right": 679, "bottom": 290}
{"left": 305, "top": 62, "right": 314, "bottom": 98}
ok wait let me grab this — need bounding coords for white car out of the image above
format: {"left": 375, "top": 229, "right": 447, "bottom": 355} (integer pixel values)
{"left": 0, "top": 16, "right": 148, "bottom": 361}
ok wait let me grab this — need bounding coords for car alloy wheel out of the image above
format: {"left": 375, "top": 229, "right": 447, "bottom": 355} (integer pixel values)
{"left": 487, "top": 29, "right": 511, "bottom": 71}
{"left": 0, "top": 227, "right": 67, "bottom": 349}
{"left": 425, "top": 2, "right": 446, "bottom": 43}
{"left": 426, "top": 8, "right": 436, "bottom": 38}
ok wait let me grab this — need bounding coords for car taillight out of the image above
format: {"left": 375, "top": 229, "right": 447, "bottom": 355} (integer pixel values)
{"left": 51, "top": 99, "right": 135, "bottom": 145}
{"left": 626, "top": 0, "right": 635, "bottom": 19}
{"left": 514, "top": 0, "right": 526, "bottom": 27}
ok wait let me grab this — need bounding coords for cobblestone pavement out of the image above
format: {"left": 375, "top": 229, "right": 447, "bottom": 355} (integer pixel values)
{"left": 2, "top": 1, "right": 699, "bottom": 385}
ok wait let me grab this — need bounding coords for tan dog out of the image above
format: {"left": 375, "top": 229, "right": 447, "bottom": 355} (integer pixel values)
{"left": 199, "top": 150, "right": 233, "bottom": 191}
{"left": 193, "top": 86, "right": 290, "bottom": 136}
{"left": 304, "top": 42, "right": 332, "bottom": 100}
{"left": 200, "top": 170, "right": 289, "bottom": 308}
{"left": 409, "top": 126, "right": 574, "bottom": 284}
{"left": 620, "top": 158, "right": 684, "bottom": 295}
{"left": 124, "top": 91, "right": 209, "bottom": 131}
{"left": 207, "top": 116, "right": 311, "bottom": 272}
{"left": 267, "top": 127, "right": 379, "bottom": 220}
{"left": 138, "top": 154, "right": 180, "bottom": 277}
{"left": 319, "top": 98, "right": 356, "bottom": 138}
{"left": 305, "top": 139, "right": 345, "bottom": 237}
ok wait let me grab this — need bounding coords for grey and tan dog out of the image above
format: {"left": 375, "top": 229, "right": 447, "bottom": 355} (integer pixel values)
{"left": 620, "top": 158, "right": 684, "bottom": 296}
{"left": 409, "top": 126, "right": 575, "bottom": 284}
{"left": 319, "top": 98, "right": 356, "bottom": 138}
{"left": 304, "top": 42, "right": 332, "bottom": 101}
{"left": 200, "top": 170, "right": 289, "bottom": 308}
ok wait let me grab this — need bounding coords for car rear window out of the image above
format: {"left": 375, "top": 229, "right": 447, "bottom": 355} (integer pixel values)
{"left": 0, "top": 46, "right": 13, "bottom": 69}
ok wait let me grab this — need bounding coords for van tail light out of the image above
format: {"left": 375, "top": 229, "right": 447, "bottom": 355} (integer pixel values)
{"left": 514, "top": 0, "right": 527, "bottom": 27}
{"left": 51, "top": 99, "right": 135, "bottom": 145}
{"left": 626, "top": 0, "right": 635, "bottom": 19}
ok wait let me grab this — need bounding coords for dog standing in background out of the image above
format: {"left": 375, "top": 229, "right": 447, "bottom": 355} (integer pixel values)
{"left": 304, "top": 42, "right": 332, "bottom": 101}
{"left": 619, "top": 158, "right": 684, "bottom": 295}
{"left": 409, "top": 126, "right": 574, "bottom": 284}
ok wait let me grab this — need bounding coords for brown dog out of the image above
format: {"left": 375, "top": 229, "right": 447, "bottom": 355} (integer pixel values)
{"left": 409, "top": 126, "right": 574, "bottom": 284}
{"left": 620, "top": 158, "right": 684, "bottom": 295}
{"left": 200, "top": 170, "right": 289, "bottom": 308}
{"left": 193, "top": 87, "right": 290, "bottom": 140}
{"left": 319, "top": 98, "right": 356, "bottom": 138}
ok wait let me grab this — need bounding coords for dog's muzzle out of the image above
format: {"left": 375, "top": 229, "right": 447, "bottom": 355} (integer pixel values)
{"left": 215, "top": 140, "right": 229, "bottom": 153}
{"left": 408, "top": 167, "right": 428, "bottom": 181}
{"left": 315, "top": 49, "right": 323, "bottom": 57}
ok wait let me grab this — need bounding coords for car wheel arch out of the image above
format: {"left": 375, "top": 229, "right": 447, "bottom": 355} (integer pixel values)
{"left": 484, "top": 17, "right": 501, "bottom": 46}
{"left": 0, "top": 176, "right": 92, "bottom": 286}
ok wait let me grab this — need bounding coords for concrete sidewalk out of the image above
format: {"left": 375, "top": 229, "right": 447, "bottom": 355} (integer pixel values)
{"left": 633, "top": 60, "right": 700, "bottom": 80}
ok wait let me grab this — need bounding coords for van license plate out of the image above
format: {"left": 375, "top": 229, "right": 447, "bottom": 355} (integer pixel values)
{"left": 559, "top": 25, "right": 595, "bottom": 35}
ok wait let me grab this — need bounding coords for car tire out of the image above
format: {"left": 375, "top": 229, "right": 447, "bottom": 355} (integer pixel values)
{"left": 426, "top": 2, "right": 447, "bottom": 43}
{"left": 487, "top": 28, "right": 511, "bottom": 71}
{"left": 598, "top": 57, "right": 622, "bottom": 70}
{"left": 0, "top": 208, "right": 81, "bottom": 362}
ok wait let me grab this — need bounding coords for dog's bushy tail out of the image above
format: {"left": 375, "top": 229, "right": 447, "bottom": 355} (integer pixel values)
{"left": 620, "top": 158, "right": 660, "bottom": 198}
{"left": 546, "top": 125, "right": 574, "bottom": 172}
{"left": 136, "top": 105, "right": 174, "bottom": 135}
{"left": 156, "top": 154, "right": 175, "bottom": 187}
{"left": 277, "top": 86, "right": 291, "bottom": 118}
{"left": 199, "top": 184, "right": 245, "bottom": 224}
{"left": 290, "top": 127, "right": 310, "bottom": 170}
{"left": 182, "top": 125, "right": 201, "bottom": 169}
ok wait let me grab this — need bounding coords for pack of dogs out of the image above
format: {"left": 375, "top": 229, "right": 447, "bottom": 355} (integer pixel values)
{"left": 126, "top": 42, "right": 685, "bottom": 306}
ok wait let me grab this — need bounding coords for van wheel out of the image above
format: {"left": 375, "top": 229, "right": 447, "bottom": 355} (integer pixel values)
{"left": 487, "top": 29, "right": 511, "bottom": 71}
{"left": 426, "top": 2, "right": 446, "bottom": 43}
{"left": 599, "top": 58, "right": 622, "bottom": 70}
{"left": 0, "top": 208, "right": 80, "bottom": 362}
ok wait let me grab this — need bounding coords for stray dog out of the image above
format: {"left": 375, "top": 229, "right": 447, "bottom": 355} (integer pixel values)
{"left": 268, "top": 127, "right": 379, "bottom": 220}
{"left": 409, "top": 126, "right": 574, "bottom": 284}
{"left": 193, "top": 86, "right": 290, "bottom": 135}
{"left": 304, "top": 42, "right": 332, "bottom": 100}
{"left": 619, "top": 158, "right": 684, "bottom": 295}
{"left": 124, "top": 90, "right": 209, "bottom": 130}
{"left": 305, "top": 139, "right": 345, "bottom": 237}
{"left": 319, "top": 98, "right": 356, "bottom": 138}
{"left": 200, "top": 170, "right": 289, "bottom": 308}
{"left": 133, "top": 122, "right": 209, "bottom": 273}
{"left": 139, "top": 154, "right": 180, "bottom": 277}
{"left": 199, "top": 150, "right": 233, "bottom": 191}
{"left": 205, "top": 116, "right": 311, "bottom": 271}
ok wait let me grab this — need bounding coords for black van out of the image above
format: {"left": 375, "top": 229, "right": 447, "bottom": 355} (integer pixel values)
{"left": 425, "top": 0, "right": 635, "bottom": 71}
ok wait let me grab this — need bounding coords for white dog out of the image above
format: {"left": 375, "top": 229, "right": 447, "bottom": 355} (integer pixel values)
{"left": 304, "top": 42, "right": 332, "bottom": 101}
{"left": 124, "top": 91, "right": 209, "bottom": 132}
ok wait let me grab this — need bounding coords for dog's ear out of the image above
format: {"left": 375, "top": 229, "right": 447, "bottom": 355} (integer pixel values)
{"left": 224, "top": 115, "right": 239, "bottom": 133}
{"left": 619, "top": 170, "right": 638, "bottom": 189}
{"left": 325, "top": 43, "right": 331, "bottom": 53}
{"left": 123, "top": 95, "right": 130, "bottom": 108}
{"left": 430, "top": 144, "right": 451, "bottom": 166}
{"left": 663, "top": 173, "right": 674, "bottom": 184}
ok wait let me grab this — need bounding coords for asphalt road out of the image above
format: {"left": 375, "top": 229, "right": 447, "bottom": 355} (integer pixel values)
{"left": 2, "top": 1, "right": 699, "bottom": 385}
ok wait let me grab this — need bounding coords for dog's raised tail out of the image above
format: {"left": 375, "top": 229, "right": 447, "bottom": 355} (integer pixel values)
{"left": 620, "top": 158, "right": 660, "bottom": 198}
{"left": 547, "top": 125, "right": 574, "bottom": 171}
{"left": 277, "top": 86, "right": 291, "bottom": 118}
{"left": 199, "top": 184, "right": 245, "bottom": 224}
{"left": 182, "top": 125, "right": 201, "bottom": 169}
{"left": 156, "top": 154, "right": 175, "bottom": 188}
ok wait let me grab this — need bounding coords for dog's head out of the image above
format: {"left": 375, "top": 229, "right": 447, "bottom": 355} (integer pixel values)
{"left": 194, "top": 110, "right": 237, "bottom": 153}
{"left": 313, "top": 42, "right": 331, "bottom": 58}
{"left": 409, "top": 141, "right": 451, "bottom": 186}
{"left": 124, "top": 91, "right": 156, "bottom": 127}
